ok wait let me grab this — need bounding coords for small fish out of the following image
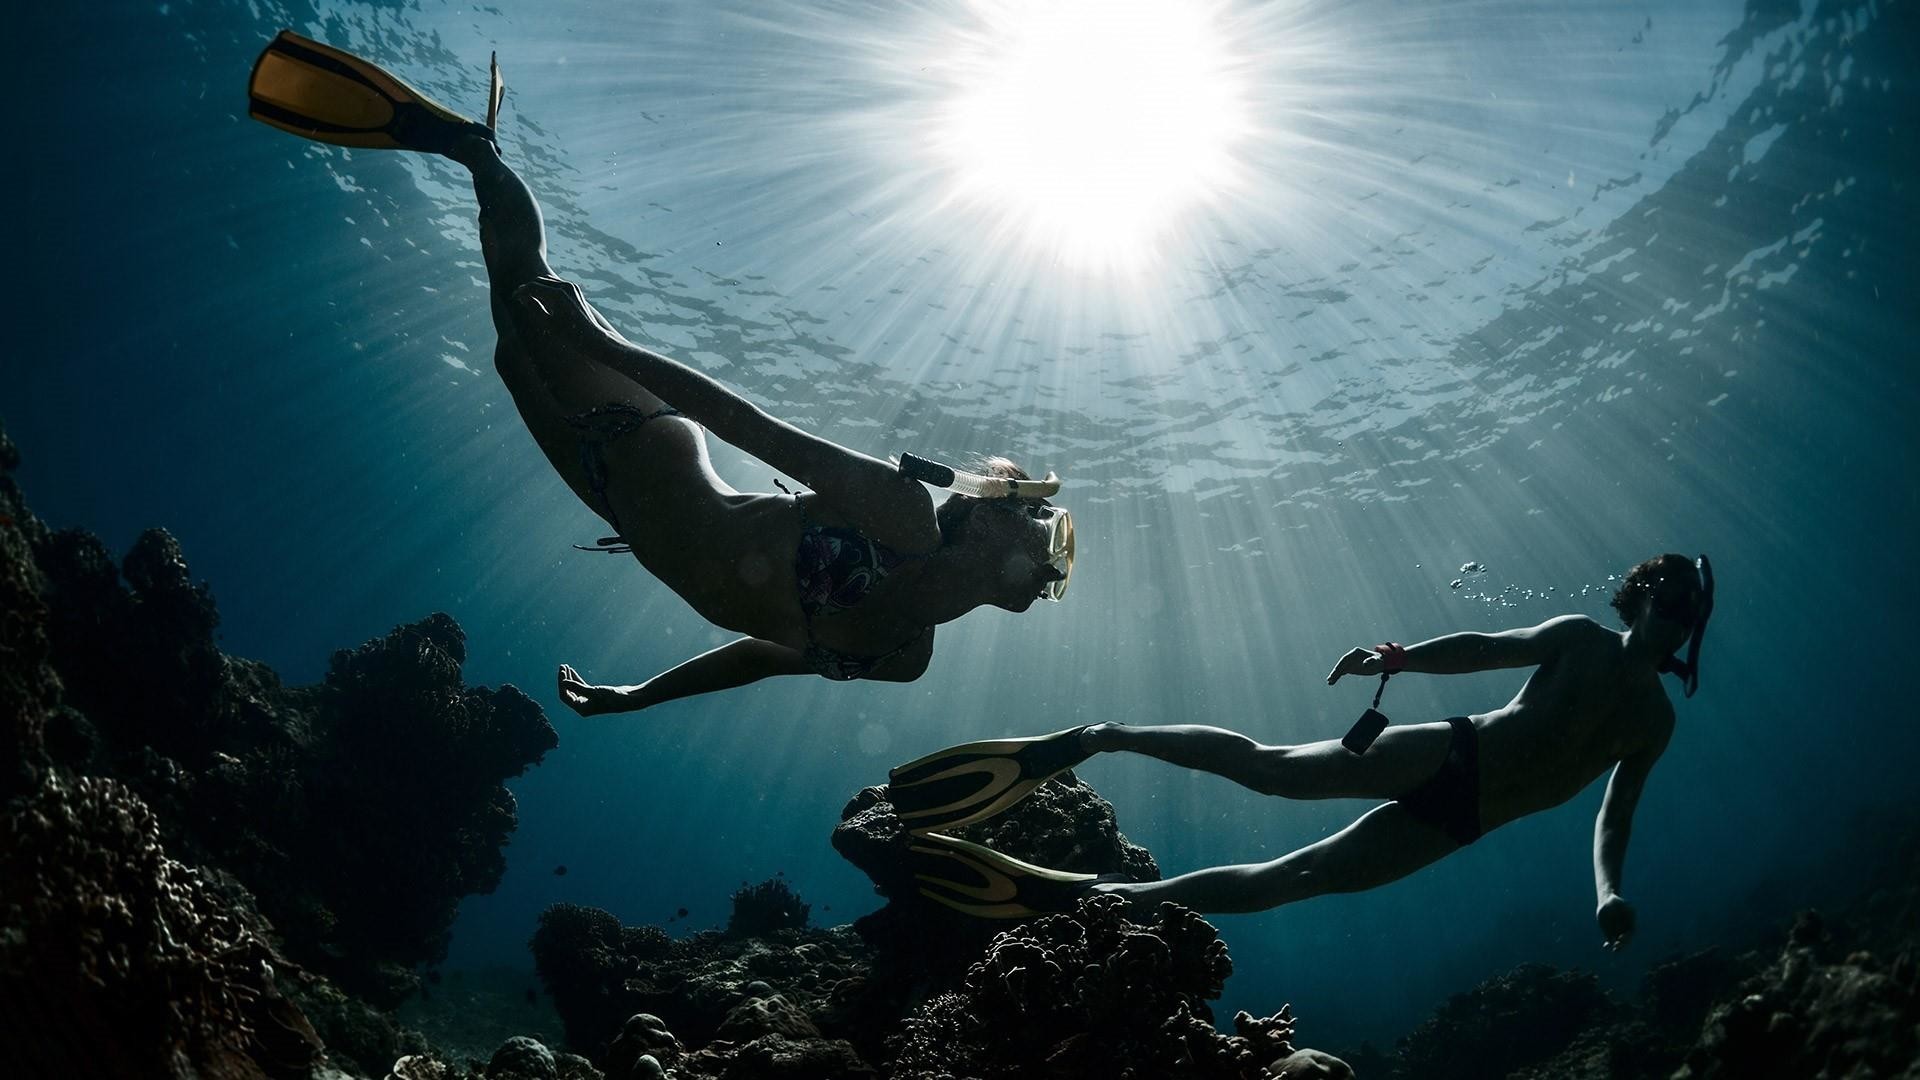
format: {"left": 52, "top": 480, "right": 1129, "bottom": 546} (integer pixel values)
{"left": 525, "top": 988, "right": 537, "bottom": 1004}
{"left": 553, "top": 865, "right": 568, "bottom": 876}
{"left": 676, "top": 907, "right": 689, "bottom": 919}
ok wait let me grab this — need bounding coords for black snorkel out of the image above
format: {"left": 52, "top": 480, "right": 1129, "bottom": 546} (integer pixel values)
{"left": 1656, "top": 554, "right": 1715, "bottom": 698}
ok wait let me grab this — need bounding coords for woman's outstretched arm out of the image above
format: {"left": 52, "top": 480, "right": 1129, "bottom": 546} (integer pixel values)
{"left": 514, "top": 278, "right": 939, "bottom": 552}
{"left": 558, "top": 639, "right": 814, "bottom": 716}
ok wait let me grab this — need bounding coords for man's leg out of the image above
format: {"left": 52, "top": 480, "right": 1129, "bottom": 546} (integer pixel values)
{"left": 1083, "top": 721, "right": 1453, "bottom": 801}
{"left": 1096, "top": 802, "right": 1459, "bottom": 914}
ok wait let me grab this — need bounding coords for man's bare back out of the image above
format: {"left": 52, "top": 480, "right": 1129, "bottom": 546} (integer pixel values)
{"left": 1474, "top": 614, "right": 1674, "bottom": 830}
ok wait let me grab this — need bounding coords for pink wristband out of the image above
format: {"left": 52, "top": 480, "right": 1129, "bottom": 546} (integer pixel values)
{"left": 1375, "top": 642, "right": 1407, "bottom": 674}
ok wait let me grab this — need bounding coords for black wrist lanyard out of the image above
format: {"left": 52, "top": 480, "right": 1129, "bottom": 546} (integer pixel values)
{"left": 1342, "top": 673, "right": 1392, "bottom": 754}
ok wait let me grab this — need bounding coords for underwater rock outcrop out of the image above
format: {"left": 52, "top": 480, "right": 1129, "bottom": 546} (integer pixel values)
{"left": 0, "top": 418, "right": 558, "bottom": 1075}
{"left": 1672, "top": 910, "right": 1920, "bottom": 1080}
{"left": 13, "top": 443, "right": 559, "bottom": 1007}
{"left": 1390, "top": 963, "right": 1623, "bottom": 1080}
{"left": 833, "top": 769, "right": 1160, "bottom": 991}
{"left": 530, "top": 884, "right": 876, "bottom": 1068}
{"left": 725, "top": 876, "right": 811, "bottom": 939}
{"left": 1373, "top": 885, "right": 1920, "bottom": 1080}
{"left": 888, "top": 893, "right": 1339, "bottom": 1079}
{"left": 0, "top": 771, "right": 324, "bottom": 1078}
{"left": 384, "top": 1034, "right": 604, "bottom": 1080}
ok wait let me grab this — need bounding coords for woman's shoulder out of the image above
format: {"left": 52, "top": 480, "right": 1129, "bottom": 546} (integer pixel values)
{"left": 804, "top": 487, "right": 940, "bottom": 554}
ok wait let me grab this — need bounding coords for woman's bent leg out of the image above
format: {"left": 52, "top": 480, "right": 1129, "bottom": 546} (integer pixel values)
{"left": 451, "top": 136, "right": 707, "bottom": 532}
{"left": 455, "top": 136, "right": 675, "bottom": 415}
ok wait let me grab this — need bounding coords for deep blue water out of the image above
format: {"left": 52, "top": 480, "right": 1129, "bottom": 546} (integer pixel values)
{"left": 9, "top": 0, "right": 1916, "bottom": 1052}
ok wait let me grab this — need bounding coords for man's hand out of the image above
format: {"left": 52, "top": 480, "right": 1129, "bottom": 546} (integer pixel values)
{"left": 1597, "top": 893, "right": 1636, "bottom": 951}
{"left": 1326, "top": 647, "right": 1384, "bottom": 685}
{"left": 557, "top": 663, "right": 633, "bottom": 717}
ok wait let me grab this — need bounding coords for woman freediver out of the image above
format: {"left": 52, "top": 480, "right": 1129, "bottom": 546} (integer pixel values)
{"left": 247, "top": 32, "right": 1075, "bottom": 714}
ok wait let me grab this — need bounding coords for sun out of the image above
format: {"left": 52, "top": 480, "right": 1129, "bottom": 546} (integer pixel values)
{"left": 933, "top": 0, "right": 1251, "bottom": 269}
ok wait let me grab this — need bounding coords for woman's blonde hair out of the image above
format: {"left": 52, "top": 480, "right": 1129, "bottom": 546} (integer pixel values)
{"left": 933, "top": 456, "right": 1046, "bottom": 544}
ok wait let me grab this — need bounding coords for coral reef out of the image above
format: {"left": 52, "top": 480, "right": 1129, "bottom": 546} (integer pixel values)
{"left": 384, "top": 1034, "right": 602, "bottom": 1080}
{"left": 1391, "top": 962, "right": 1621, "bottom": 1080}
{"left": 0, "top": 773, "right": 322, "bottom": 1078}
{"left": 0, "top": 418, "right": 557, "bottom": 1076}
{"left": 889, "top": 893, "right": 1328, "bottom": 1079}
{"left": 1374, "top": 884, "right": 1920, "bottom": 1080}
{"left": 726, "top": 877, "right": 810, "bottom": 939}
{"left": 833, "top": 769, "right": 1159, "bottom": 993}
{"left": 1673, "top": 911, "right": 1920, "bottom": 1080}
{"left": 530, "top": 897, "right": 875, "bottom": 1063}
{"left": 14, "top": 449, "right": 558, "bottom": 1006}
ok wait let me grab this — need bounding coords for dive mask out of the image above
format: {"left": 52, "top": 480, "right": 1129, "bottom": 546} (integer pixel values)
{"left": 1656, "top": 554, "right": 1714, "bottom": 698}
{"left": 1035, "top": 504, "right": 1075, "bottom": 602}
{"left": 896, "top": 452, "right": 1075, "bottom": 602}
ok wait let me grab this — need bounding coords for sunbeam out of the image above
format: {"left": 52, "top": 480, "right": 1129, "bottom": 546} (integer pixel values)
{"left": 929, "top": 0, "right": 1252, "bottom": 270}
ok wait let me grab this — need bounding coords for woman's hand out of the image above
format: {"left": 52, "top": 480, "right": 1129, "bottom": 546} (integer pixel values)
{"left": 1597, "top": 893, "right": 1636, "bottom": 951}
{"left": 557, "top": 663, "right": 634, "bottom": 717}
{"left": 1325, "top": 647, "right": 1384, "bottom": 685}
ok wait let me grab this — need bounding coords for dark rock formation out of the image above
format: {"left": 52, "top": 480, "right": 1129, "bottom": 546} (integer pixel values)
{"left": 1374, "top": 874, "right": 1920, "bottom": 1080}
{"left": 0, "top": 418, "right": 559, "bottom": 1075}
{"left": 889, "top": 893, "right": 1328, "bottom": 1079}
{"left": 671, "top": 1032, "right": 878, "bottom": 1079}
{"left": 530, "top": 898, "right": 875, "bottom": 1065}
{"left": 384, "top": 1035, "right": 603, "bottom": 1080}
{"left": 833, "top": 770, "right": 1159, "bottom": 993}
{"left": 1392, "top": 963, "right": 1621, "bottom": 1080}
{"left": 0, "top": 773, "right": 322, "bottom": 1079}
{"left": 1674, "top": 912, "right": 1920, "bottom": 1080}
{"left": 726, "top": 877, "right": 810, "bottom": 938}
{"left": 605, "top": 1013, "right": 683, "bottom": 1080}
{"left": 10, "top": 439, "right": 558, "bottom": 1007}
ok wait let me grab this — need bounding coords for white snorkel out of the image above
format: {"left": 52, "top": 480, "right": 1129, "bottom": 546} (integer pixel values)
{"left": 897, "top": 453, "right": 1074, "bottom": 601}
{"left": 896, "top": 453, "right": 1061, "bottom": 500}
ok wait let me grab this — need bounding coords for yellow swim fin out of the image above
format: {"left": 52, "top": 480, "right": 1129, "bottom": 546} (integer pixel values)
{"left": 248, "top": 30, "right": 498, "bottom": 153}
{"left": 907, "top": 832, "right": 1121, "bottom": 919}
{"left": 887, "top": 726, "right": 1091, "bottom": 834}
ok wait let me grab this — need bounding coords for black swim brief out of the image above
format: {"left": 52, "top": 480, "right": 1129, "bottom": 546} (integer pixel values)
{"left": 1395, "top": 715, "right": 1483, "bottom": 846}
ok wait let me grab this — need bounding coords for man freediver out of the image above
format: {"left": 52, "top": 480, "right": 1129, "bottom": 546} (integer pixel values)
{"left": 889, "top": 552, "right": 1714, "bottom": 951}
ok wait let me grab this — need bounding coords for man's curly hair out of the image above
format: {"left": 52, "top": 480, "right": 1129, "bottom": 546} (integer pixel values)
{"left": 1610, "top": 553, "right": 1699, "bottom": 627}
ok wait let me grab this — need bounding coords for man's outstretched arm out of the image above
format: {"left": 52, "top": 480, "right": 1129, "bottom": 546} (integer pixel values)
{"left": 1593, "top": 735, "right": 1668, "bottom": 950}
{"left": 1327, "top": 614, "right": 1594, "bottom": 683}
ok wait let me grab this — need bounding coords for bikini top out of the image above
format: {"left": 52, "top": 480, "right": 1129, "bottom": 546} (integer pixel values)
{"left": 792, "top": 495, "right": 928, "bottom": 680}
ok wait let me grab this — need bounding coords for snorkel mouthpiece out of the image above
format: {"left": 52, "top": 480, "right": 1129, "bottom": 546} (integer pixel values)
{"left": 1659, "top": 553, "right": 1714, "bottom": 698}
{"left": 898, "top": 452, "right": 1061, "bottom": 500}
